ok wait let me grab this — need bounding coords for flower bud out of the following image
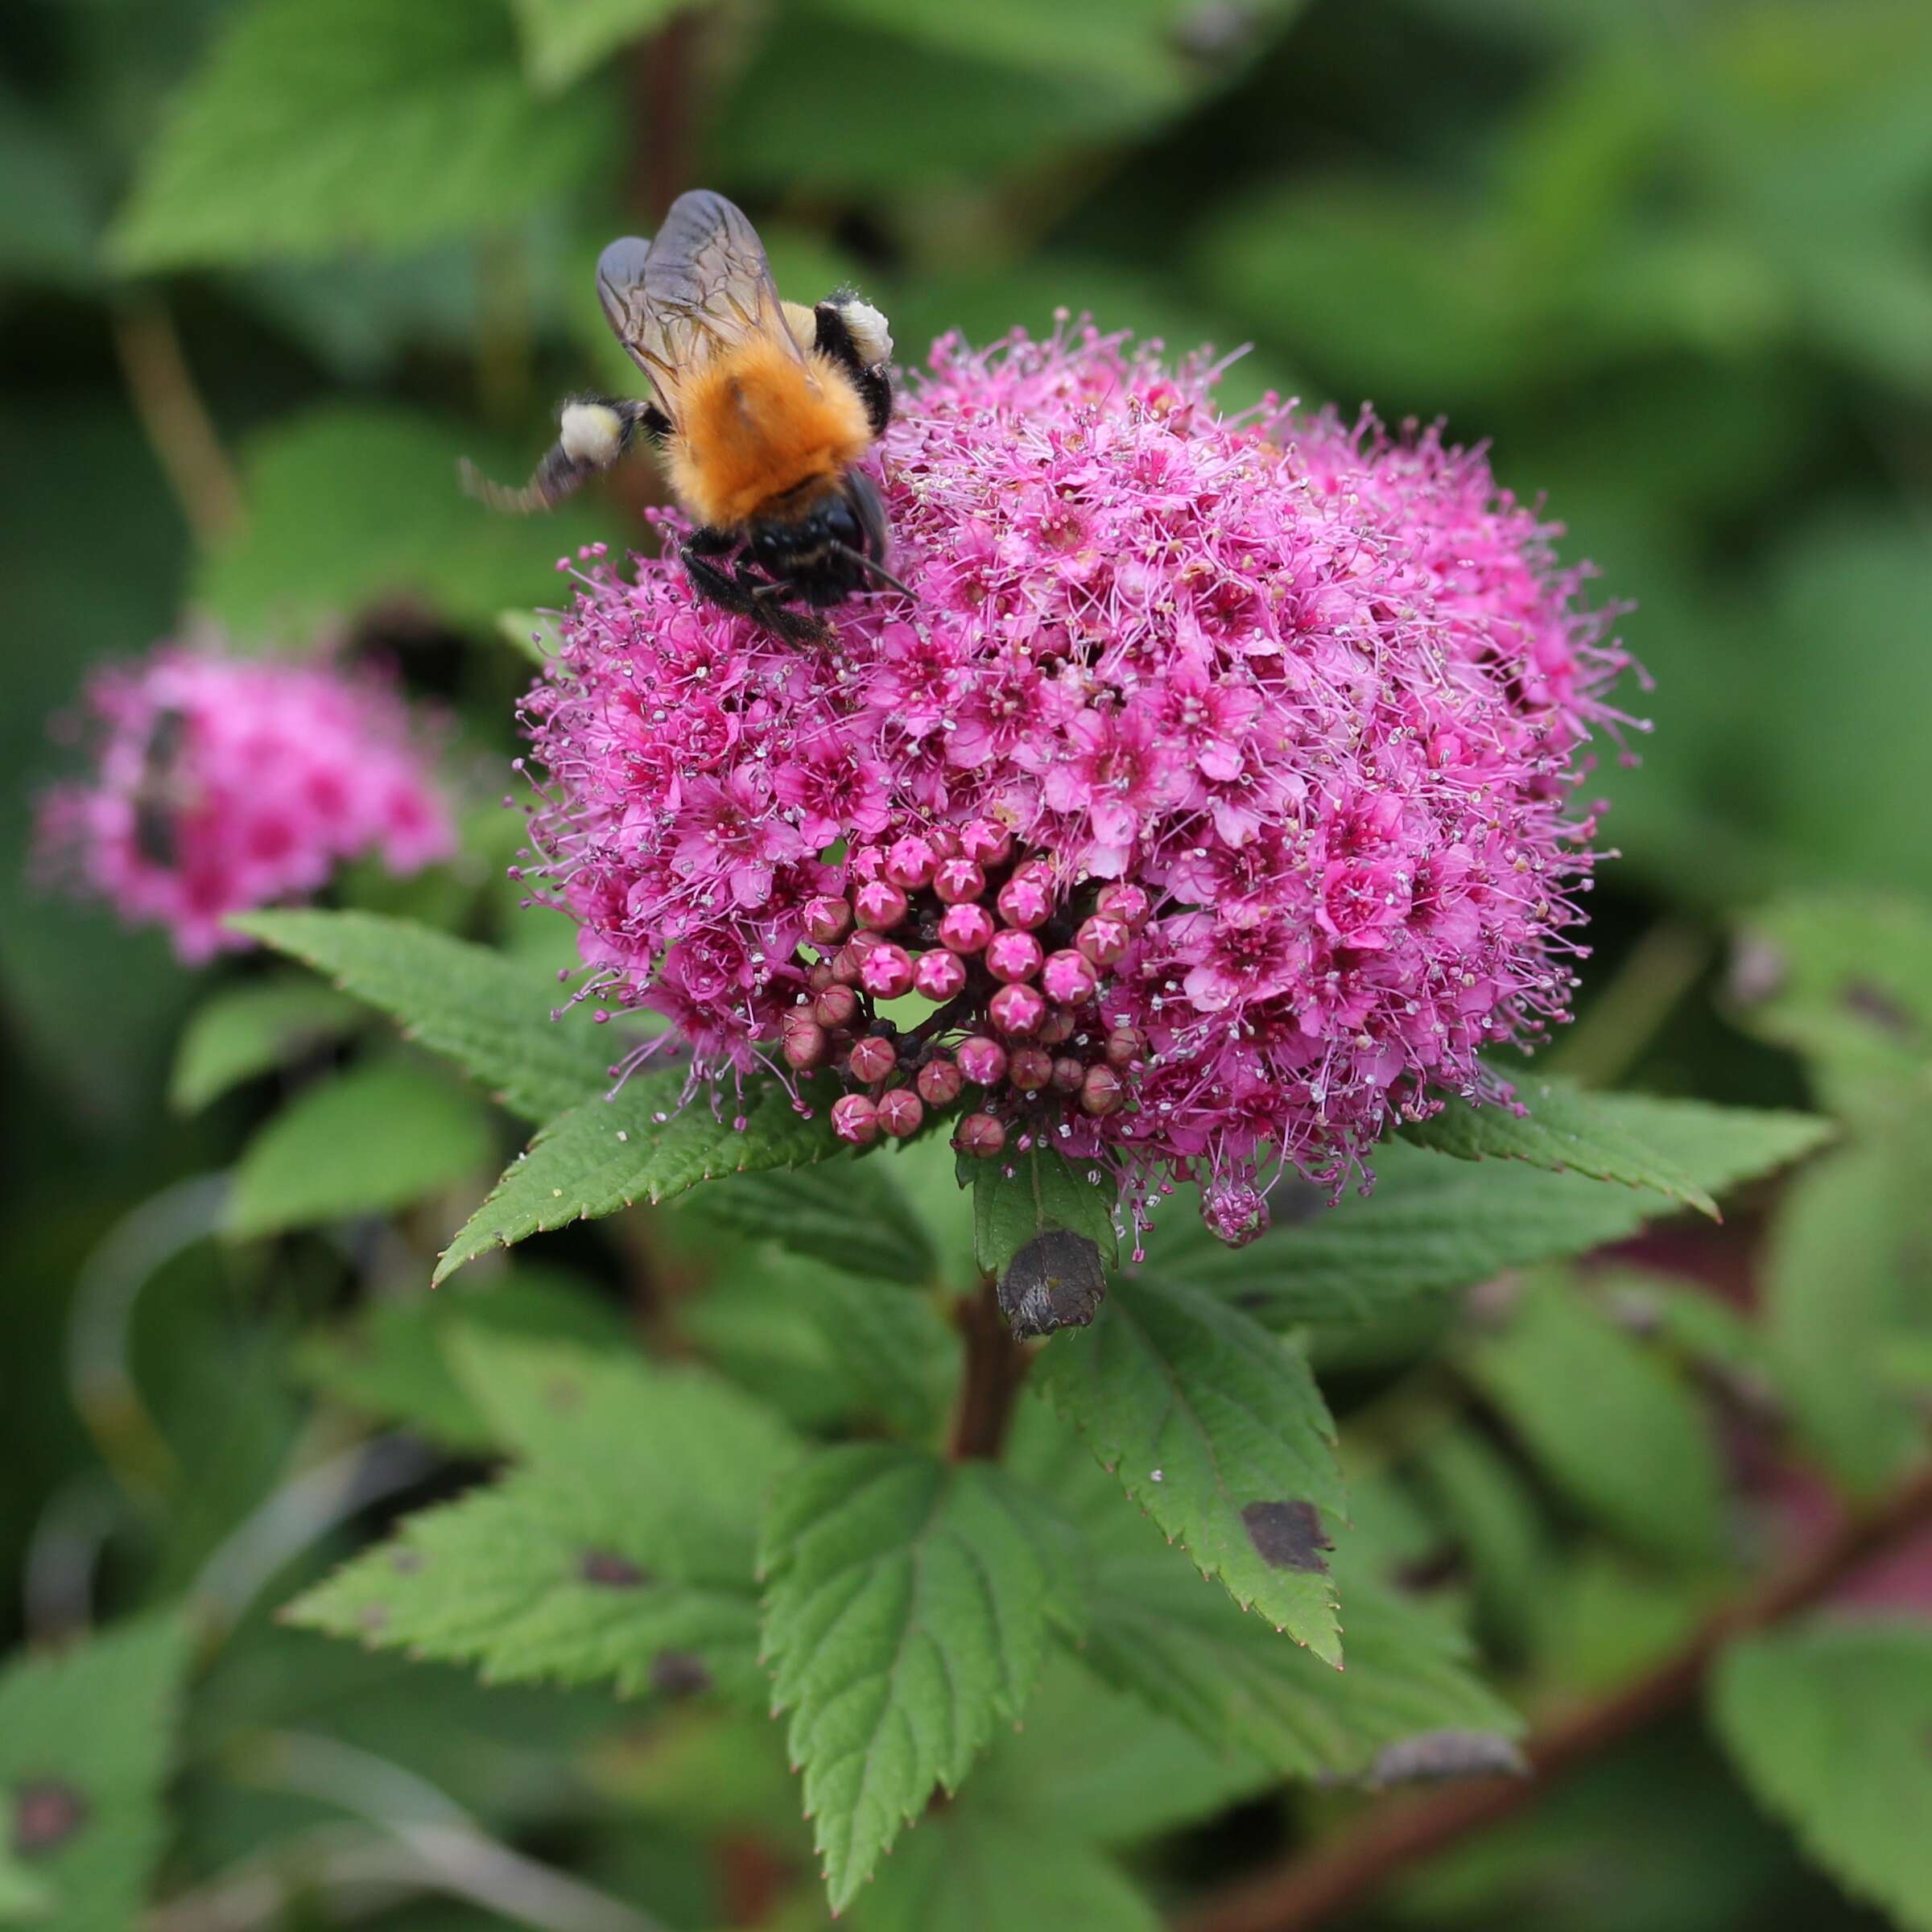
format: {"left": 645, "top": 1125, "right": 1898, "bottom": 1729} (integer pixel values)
{"left": 877, "top": 1088, "right": 924, "bottom": 1138}
{"left": 989, "top": 983, "right": 1047, "bottom": 1036}
{"left": 956, "top": 1036, "right": 1008, "bottom": 1085}
{"left": 985, "top": 928, "right": 1045, "bottom": 984}
{"left": 814, "top": 982, "right": 860, "bottom": 1028}
{"left": 916, "top": 1056, "right": 964, "bottom": 1106}
{"left": 1008, "top": 1046, "right": 1054, "bottom": 1092}
{"left": 953, "top": 1111, "right": 1007, "bottom": 1158}
{"left": 830, "top": 943, "right": 864, "bottom": 986}
{"left": 1051, "top": 1055, "right": 1085, "bottom": 1093}
{"left": 1075, "top": 913, "right": 1131, "bottom": 966}
{"left": 803, "top": 894, "right": 852, "bottom": 945}
{"left": 884, "top": 834, "right": 937, "bottom": 890}
{"left": 1096, "top": 882, "right": 1151, "bottom": 927}
{"left": 1040, "top": 948, "right": 1098, "bottom": 1005}
{"left": 848, "top": 844, "right": 887, "bottom": 883}
{"left": 1080, "top": 1064, "right": 1125, "bottom": 1116}
{"left": 781, "top": 1013, "right": 828, "bottom": 1069}
{"left": 848, "top": 1034, "right": 898, "bottom": 1084}
{"left": 853, "top": 878, "right": 909, "bottom": 931}
{"left": 996, "top": 873, "right": 1053, "bottom": 931}
{"left": 1104, "top": 1026, "right": 1146, "bottom": 1067}
{"left": 832, "top": 1093, "right": 879, "bottom": 1145}
{"left": 806, "top": 960, "right": 834, "bottom": 992}
{"left": 932, "top": 857, "right": 986, "bottom": 904}
{"left": 858, "top": 942, "right": 914, "bottom": 999}
{"left": 914, "top": 949, "right": 968, "bottom": 1001}
{"left": 939, "top": 902, "right": 996, "bottom": 953}
{"left": 1038, "top": 1004, "right": 1077, "bottom": 1046}
{"left": 960, "top": 819, "right": 1013, "bottom": 866}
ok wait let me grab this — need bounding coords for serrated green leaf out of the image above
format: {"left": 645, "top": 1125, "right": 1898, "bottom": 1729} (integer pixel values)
{"left": 1764, "top": 1146, "right": 1930, "bottom": 1494}
{"left": 0, "top": 1614, "right": 189, "bottom": 1932}
{"left": 1167, "top": 1100, "right": 1831, "bottom": 1329}
{"left": 509, "top": 0, "right": 691, "bottom": 92}
{"left": 1729, "top": 893, "right": 1932, "bottom": 1120}
{"left": 1036, "top": 1271, "right": 1346, "bottom": 1659}
{"left": 234, "top": 910, "right": 613, "bottom": 1121}
{"left": 849, "top": 1799, "right": 1162, "bottom": 1932}
{"left": 225, "top": 1059, "right": 494, "bottom": 1240}
{"left": 758, "top": 1443, "right": 1064, "bottom": 1912}
{"left": 687, "top": 1157, "right": 937, "bottom": 1285}
{"left": 1405, "top": 1075, "right": 1722, "bottom": 1218}
{"left": 170, "top": 976, "right": 365, "bottom": 1113}
{"left": 296, "top": 1272, "right": 630, "bottom": 1450}
{"left": 289, "top": 1334, "right": 795, "bottom": 1705}
{"left": 436, "top": 1072, "right": 843, "bottom": 1284}
{"left": 196, "top": 407, "right": 601, "bottom": 640}
{"left": 1466, "top": 1272, "right": 1728, "bottom": 1565}
{"left": 964, "top": 1141, "right": 1120, "bottom": 1278}
{"left": 1712, "top": 1621, "right": 1932, "bottom": 1931}
{"left": 110, "top": 0, "right": 612, "bottom": 268}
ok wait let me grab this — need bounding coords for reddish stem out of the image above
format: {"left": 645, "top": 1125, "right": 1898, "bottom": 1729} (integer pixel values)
{"left": 948, "top": 1275, "right": 1029, "bottom": 1460}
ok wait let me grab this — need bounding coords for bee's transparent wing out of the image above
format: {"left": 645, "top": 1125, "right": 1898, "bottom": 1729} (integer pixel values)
{"left": 596, "top": 191, "right": 801, "bottom": 430}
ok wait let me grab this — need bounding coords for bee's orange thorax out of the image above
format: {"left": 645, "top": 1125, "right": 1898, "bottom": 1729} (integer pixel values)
{"left": 667, "top": 340, "right": 873, "bottom": 530}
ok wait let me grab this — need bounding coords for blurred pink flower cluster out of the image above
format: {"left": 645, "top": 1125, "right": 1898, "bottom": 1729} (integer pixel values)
{"left": 37, "top": 642, "right": 453, "bottom": 962}
{"left": 522, "top": 324, "right": 1633, "bottom": 1240}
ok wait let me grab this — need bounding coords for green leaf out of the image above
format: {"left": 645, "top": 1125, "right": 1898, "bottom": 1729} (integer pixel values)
{"left": 296, "top": 1271, "right": 631, "bottom": 1450}
{"left": 509, "top": 0, "right": 691, "bottom": 92}
{"left": 196, "top": 407, "right": 601, "bottom": 640}
{"left": 964, "top": 1141, "right": 1120, "bottom": 1278}
{"left": 1036, "top": 1270, "right": 1347, "bottom": 1660}
{"left": 1408, "top": 1424, "right": 1553, "bottom": 1660}
{"left": 1764, "top": 1146, "right": 1930, "bottom": 1494}
{"left": 233, "top": 910, "right": 613, "bottom": 1122}
{"left": 1729, "top": 893, "right": 1932, "bottom": 1120}
{"left": 170, "top": 976, "right": 365, "bottom": 1113}
{"left": 1712, "top": 1621, "right": 1932, "bottom": 1931}
{"left": 436, "top": 1071, "right": 843, "bottom": 1284}
{"left": 0, "top": 1849, "right": 52, "bottom": 1922}
{"left": 225, "top": 1059, "right": 494, "bottom": 1240}
{"left": 850, "top": 1802, "right": 1161, "bottom": 1932}
{"left": 110, "top": 0, "right": 612, "bottom": 267}
{"left": 1466, "top": 1272, "right": 1728, "bottom": 1565}
{"left": 686, "top": 1157, "right": 938, "bottom": 1285}
{"left": 758, "top": 1443, "right": 1067, "bottom": 1912}
{"left": 1405, "top": 1075, "right": 1724, "bottom": 1218}
{"left": 289, "top": 1334, "right": 796, "bottom": 1705}
{"left": 1170, "top": 1100, "right": 1831, "bottom": 1329}
{"left": 0, "top": 1614, "right": 189, "bottom": 1932}
{"left": 496, "top": 606, "right": 565, "bottom": 669}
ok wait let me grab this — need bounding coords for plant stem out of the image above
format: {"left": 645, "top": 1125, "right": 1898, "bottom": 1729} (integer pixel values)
{"left": 109, "top": 298, "right": 243, "bottom": 551}
{"left": 948, "top": 1274, "right": 1029, "bottom": 1460}
{"left": 633, "top": 11, "right": 702, "bottom": 219}
{"left": 1179, "top": 1461, "right": 1932, "bottom": 1932}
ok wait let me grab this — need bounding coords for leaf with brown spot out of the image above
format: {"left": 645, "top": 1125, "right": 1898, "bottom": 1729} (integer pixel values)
{"left": 1240, "top": 1500, "right": 1333, "bottom": 1575}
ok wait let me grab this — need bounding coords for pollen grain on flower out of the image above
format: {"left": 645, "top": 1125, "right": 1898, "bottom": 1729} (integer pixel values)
{"left": 519, "top": 324, "right": 1633, "bottom": 1242}
{"left": 34, "top": 640, "right": 455, "bottom": 963}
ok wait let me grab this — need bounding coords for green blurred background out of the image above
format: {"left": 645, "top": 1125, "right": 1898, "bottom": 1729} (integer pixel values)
{"left": 3, "top": 0, "right": 1930, "bottom": 1926}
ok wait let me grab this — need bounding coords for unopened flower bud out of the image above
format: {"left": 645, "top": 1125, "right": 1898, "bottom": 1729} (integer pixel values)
{"left": 1075, "top": 913, "right": 1131, "bottom": 966}
{"left": 989, "top": 983, "right": 1047, "bottom": 1035}
{"left": 803, "top": 894, "right": 852, "bottom": 944}
{"left": 996, "top": 873, "right": 1053, "bottom": 931}
{"left": 877, "top": 1088, "right": 924, "bottom": 1138}
{"left": 884, "top": 834, "right": 937, "bottom": 891}
{"left": 853, "top": 879, "right": 909, "bottom": 931}
{"left": 830, "top": 943, "right": 865, "bottom": 986}
{"left": 848, "top": 1034, "right": 898, "bottom": 1084}
{"left": 814, "top": 982, "right": 860, "bottom": 1028}
{"left": 985, "top": 928, "right": 1045, "bottom": 984}
{"left": 1038, "top": 1004, "right": 1077, "bottom": 1046}
{"left": 1104, "top": 1026, "right": 1146, "bottom": 1068}
{"left": 932, "top": 857, "right": 986, "bottom": 904}
{"left": 1009, "top": 1046, "right": 1054, "bottom": 1092}
{"left": 1080, "top": 1063, "right": 1125, "bottom": 1116}
{"left": 953, "top": 1111, "right": 1007, "bottom": 1158}
{"left": 781, "top": 1013, "right": 828, "bottom": 1069}
{"left": 1051, "top": 1055, "right": 1085, "bottom": 1093}
{"left": 916, "top": 1056, "right": 964, "bottom": 1106}
{"left": 914, "top": 949, "right": 968, "bottom": 1001}
{"left": 1040, "top": 948, "right": 1098, "bottom": 1005}
{"left": 832, "top": 1093, "right": 879, "bottom": 1145}
{"left": 859, "top": 942, "right": 914, "bottom": 999}
{"left": 806, "top": 960, "right": 834, "bottom": 992}
{"left": 1096, "top": 882, "right": 1151, "bottom": 927}
{"left": 960, "top": 819, "right": 1013, "bottom": 866}
{"left": 956, "top": 1036, "right": 1008, "bottom": 1085}
{"left": 848, "top": 844, "right": 887, "bottom": 882}
{"left": 939, "top": 902, "right": 996, "bottom": 953}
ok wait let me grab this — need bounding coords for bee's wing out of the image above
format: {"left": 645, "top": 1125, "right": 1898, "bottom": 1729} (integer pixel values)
{"left": 596, "top": 191, "right": 801, "bottom": 431}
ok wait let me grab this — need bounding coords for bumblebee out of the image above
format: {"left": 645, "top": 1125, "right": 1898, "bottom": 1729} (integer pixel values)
{"left": 465, "top": 190, "right": 899, "bottom": 641}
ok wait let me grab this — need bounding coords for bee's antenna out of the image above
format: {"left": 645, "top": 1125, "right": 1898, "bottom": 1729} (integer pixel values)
{"left": 829, "top": 542, "right": 913, "bottom": 598}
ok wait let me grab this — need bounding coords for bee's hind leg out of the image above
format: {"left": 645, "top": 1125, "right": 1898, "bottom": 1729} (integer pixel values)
{"left": 680, "top": 536, "right": 825, "bottom": 643}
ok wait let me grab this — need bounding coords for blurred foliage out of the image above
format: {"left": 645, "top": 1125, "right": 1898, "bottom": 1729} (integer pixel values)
{"left": 4, "top": 0, "right": 1932, "bottom": 1928}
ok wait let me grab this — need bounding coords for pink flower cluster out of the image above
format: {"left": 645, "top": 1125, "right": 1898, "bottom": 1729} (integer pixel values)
{"left": 37, "top": 642, "right": 454, "bottom": 962}
{"left": 522, "top": 325, "right": 1632, "bottom": 1241}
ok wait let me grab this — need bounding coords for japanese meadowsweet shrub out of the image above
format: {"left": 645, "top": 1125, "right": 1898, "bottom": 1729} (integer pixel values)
{"left": 522, "top": 327, "right": 1632, "bottom": 1241}
{"left": 36, "top": 641, "right": 454, "bottom": 962}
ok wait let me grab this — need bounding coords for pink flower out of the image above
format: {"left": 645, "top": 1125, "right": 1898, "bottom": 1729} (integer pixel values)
{"left": 521, "top": 324, "right": 1632, "bottom": 1242}
{"left": 35, "top": 638, "right": 453, "bottom": 963}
